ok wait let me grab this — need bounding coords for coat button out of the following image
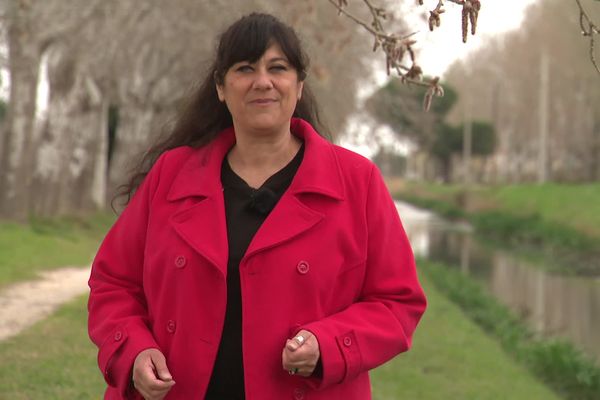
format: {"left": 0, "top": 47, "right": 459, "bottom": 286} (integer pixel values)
{"left": 293, "top": 387, "right": 305, "bottom": 400}
{"left": 174, "top": 255, "right": 187, "bottom": 268}
{"left": 167, "top": 320, "right": 176, "bottom": 334}
{"left": 343, "top": 336, "right": 352, "bottom": 347}
{"left": 114, "top": 331, "right": 122, "bottom": 341}
{"left": 296, "top": 261, "right": 309, "bottom": 274}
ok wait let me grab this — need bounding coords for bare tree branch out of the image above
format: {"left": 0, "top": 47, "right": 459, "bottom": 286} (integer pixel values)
{"left": 327, "top": 0, "right": 474, "bottom": 110}
{"left": 327, "top": 1, "right": 421, "bottom": 77}
{"left": 575, "top": 0, "right": 600, "bottom": 74}
{"left": 328, "top": 0, "right": 394, "bottom": 39}
{"left": 37, "top": 0, "right": 104, "bottom": 49}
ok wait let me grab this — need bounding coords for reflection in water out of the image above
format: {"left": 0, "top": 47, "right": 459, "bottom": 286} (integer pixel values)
{"left": 397, "top": 201, "right": 600, "bottom": 365}
{"left": 490, "top": 255, "right": 600, "bottom": 360}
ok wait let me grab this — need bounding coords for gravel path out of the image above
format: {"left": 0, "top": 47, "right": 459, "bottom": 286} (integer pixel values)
{"left": 0, "top": 266, "right": 90, "bottom": 341}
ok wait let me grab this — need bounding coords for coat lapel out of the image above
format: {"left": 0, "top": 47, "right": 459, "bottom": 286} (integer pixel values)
{"left": 170, "top": 195, "right": 229, "bottom": 277}
{"left": 243, "top": 194, "right": 324, "bottom": 260}
{"left": 244, "top": 118, "right": 346, "bottom": 260}
{"left": 165, "top": 119, "right": 346, "bottom": 271}
{"left": 167, "top": 128, "right": 236, "bottom": 277}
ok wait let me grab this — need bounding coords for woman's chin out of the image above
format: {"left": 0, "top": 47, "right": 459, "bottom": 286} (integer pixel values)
{"left": 244, "top": 116, "right": 288, "bottom": 134}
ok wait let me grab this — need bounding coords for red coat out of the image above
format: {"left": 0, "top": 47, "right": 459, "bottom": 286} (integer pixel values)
{"left": 88, "top": 118, "right": 426, "bottom": 400}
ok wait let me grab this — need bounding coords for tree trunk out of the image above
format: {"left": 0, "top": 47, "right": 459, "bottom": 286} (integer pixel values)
{"left": 0, "top": 0, "right": 40, "bottom": 220}
{"left": 30, "top": 49, "right": 107, "bottom": 216}
{"left": 590, "top": 118, "right": 600, "bottom": 182}
{"left": 107, "top": 105, "right": 158, "bottom": 200}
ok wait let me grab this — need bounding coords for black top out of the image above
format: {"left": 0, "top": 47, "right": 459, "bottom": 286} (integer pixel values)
{"left": 205, "top": 144, "right": 304, "bottom": 400}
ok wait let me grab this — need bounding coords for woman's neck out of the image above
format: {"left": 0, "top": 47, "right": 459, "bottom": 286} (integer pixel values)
{"left": 227, "top": 126, "right": 302, "bottom": 189}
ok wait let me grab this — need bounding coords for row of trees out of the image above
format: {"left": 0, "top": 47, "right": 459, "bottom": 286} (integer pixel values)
{"left": 1, "top": 0, "right": 596, "bottom": 219}
{"left": 0, "top": 0, "right": 376, "bottom": 220}
{"left": 444, "top": 0, "right": 600, "bottom": 183}
{"left": 366, "top": 0, "right": 599, "bottom": 184}
{"left": 367, "top": 78, "right": 495, "bottom": 182}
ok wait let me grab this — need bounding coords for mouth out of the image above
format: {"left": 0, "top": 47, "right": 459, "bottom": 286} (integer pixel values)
{"left": 249, "top": 98, "right": 277, "bottom": 105}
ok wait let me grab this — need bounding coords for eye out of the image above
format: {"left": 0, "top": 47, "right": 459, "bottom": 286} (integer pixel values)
{"left": 235, "top": 65, "right": 253, "bottom": 72}
{"left": 270, "top": 64, "right": 288, "bottom": 72}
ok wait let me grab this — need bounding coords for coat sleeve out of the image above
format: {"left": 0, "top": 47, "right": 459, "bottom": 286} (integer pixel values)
{"left": 87, "top": 153, "right": 167, "bottom": 397}
{"left": 300, "top": 164, "right": 427, "bottom": 390}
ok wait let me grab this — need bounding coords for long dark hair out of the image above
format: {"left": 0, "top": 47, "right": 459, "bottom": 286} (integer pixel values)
{"left": 114, "top": 13, "right": 325, "bottom": 207}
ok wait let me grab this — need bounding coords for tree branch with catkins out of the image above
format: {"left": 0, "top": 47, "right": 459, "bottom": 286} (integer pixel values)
{"left": 327, "top": 0, "right": 480, "bottom": 111}
{"left": 575, "top": 0, "right": 599, "bottom": 74}
{"left": 425, "top": 0, "right": 479, "bottom": 43}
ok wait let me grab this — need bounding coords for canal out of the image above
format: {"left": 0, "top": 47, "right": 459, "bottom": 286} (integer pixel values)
{"left": 396, "top": 201, "right": 600, "bottom": 365}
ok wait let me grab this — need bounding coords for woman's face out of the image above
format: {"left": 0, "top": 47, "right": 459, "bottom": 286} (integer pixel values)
{"left": 217, "top": 43, "right": 304, "bottom": 135}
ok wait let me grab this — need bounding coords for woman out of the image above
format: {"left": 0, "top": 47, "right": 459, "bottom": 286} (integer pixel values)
{"left": 88, "top": 13, "right": 426, "bottom": 400}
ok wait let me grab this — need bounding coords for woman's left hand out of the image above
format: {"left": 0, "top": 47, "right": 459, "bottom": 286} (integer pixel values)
{"left": 282, "top": 329, "right": 320, "bottom": 377}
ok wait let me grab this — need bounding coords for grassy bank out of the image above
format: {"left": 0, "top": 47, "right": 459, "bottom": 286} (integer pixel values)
{"left": 0, "top": 213, "right": 114, "bottom": 287}
{"left": 0, "top": 295, "right": 105, "bottom": 399}
{"left": 391, "top": 182, "right": 600, "bottom": 274}
{"left": 371, "top": 267, "right": 559, "bottom": 399}
{"left": 0, "top": 277, "right": 560, "bottom": 399}
{"left": 420, "top": 260, "right": 600, "bottom": 400}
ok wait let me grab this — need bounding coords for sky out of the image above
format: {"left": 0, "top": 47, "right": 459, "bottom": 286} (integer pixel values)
{"left": 415, "top": 0, "right": 539, "bottom": 78}
{"left": 340, "top": 0, "right": 540, "bottom": 158}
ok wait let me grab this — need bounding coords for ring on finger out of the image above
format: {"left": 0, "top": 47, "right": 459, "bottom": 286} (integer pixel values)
{"left": 288, "top": 367, "right": 299, "bottom": 375}
{"left": 294, "top": 335, "right": 305, "bottom": 345}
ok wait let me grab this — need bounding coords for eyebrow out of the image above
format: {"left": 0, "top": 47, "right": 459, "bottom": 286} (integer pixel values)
{"left": 235, "top": 57, "right": 290, "bottom": 66}
{"left": 266, "top": 57, "right": 290, "bottom": 64}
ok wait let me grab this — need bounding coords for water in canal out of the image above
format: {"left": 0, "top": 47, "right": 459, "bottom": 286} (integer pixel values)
{"left": 396, "top": 201, "right": 600, "bottom": 365}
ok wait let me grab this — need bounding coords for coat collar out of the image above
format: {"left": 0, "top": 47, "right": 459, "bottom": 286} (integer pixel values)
{"left": 166, "top": 118, "right": 345, "bottom": 202}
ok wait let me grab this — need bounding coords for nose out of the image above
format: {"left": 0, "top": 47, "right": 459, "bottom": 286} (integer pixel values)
{"left": 252, "top": 69, "right": 274, "bottom": 90}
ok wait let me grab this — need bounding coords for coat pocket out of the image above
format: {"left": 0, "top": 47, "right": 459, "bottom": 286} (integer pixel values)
{"left": 339, "top": 259, "right": 366, "bottom": 275}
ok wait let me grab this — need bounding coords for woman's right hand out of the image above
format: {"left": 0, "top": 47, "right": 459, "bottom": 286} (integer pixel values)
{"left": 132, "top": 348, "right": 175, "bottom": 400}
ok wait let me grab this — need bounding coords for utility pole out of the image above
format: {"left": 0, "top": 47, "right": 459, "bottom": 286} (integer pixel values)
{"left": 463, "top": 92, "right": 472, "bottom": 186}
{"left": 538, "top": 49, "right": 549, "bottom": 184}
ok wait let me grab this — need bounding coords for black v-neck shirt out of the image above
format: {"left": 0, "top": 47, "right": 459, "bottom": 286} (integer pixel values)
{"left": 205, "top": 144, "right": 304, "bottom": 400}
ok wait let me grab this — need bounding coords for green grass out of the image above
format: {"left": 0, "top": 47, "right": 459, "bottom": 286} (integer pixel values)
{"left": 0, "top": 275, "right": 561, "bottom": 399}
{"left": 0, "top": 213, "right": 114, "bottom": 287}
{"left": 399, "top": 193, "right": 467, "bottom": 220}
{"left": 0, "top": 295, "right": 105, "bottom": 399}
{"left": 487, "top": 184, "right": 600, "bottom": 239}
{"left": 419, "top": 260, "right": 600, "bottom": 400}
{"left": 371, "top": 270, "right": 561, "bottom": 400}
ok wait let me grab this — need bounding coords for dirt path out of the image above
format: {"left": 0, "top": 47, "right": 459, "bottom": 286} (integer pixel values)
{"left": 0, "top": 266, "right": 90, "bottom": 341}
